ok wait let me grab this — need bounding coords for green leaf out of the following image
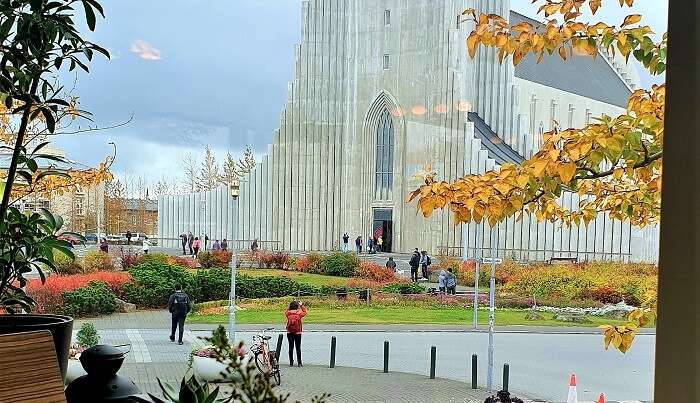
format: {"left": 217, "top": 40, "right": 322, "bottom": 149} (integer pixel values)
{"left": 82, "top": 0, "right": 97, "bottom": 31}
{"left": 40, "top": 107, "right": 56, "bottom": 133}
{"left": 0, "top": 16, "right": 14, "bottom": 38}
{"left": 16, "top": 170, "right": 34, "bottom": 185}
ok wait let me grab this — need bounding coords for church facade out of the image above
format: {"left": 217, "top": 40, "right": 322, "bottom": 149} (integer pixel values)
{"left": 159, "top": 0, "right": 659, "bottom": 262}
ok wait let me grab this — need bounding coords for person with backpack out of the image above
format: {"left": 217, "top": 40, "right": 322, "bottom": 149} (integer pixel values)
{"left": 421, "top": 251, "right": 432, "bottom": 279}
{"left": 342, "top": 233, "right": 349, "bottom": 252}
{"left": 192, "top": 237, "right": 201, "bottom": 256}
{"left": 168, "top": 284, "right": 192, "bottom": 345}
{"left": 386, "top": 257, "right": 397, "bottom": 271}
{"left": 409, "top": 251, "right": 420, "bottom": 282}
{"left": 180, "top": 233, "right": 188, "bottom": 255}
{"left": 285, "top": 300, "right": 307, "bottom": 367}
{"left": 187, "top": 231, "right": 194, "bottom": 255}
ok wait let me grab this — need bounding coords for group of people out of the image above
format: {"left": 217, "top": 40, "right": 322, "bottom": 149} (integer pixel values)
{"left": 438, "top": 268, "right": 457, "bottom": 294}
{"left": 97, "top": 232, "right": 151, "bottom": 255}
{"left": 168, "top": 284, "right": 308, "bottom": 367}
{"left": 408, "top": 248, "right": 432, "bottom": 282}
{"left": 179, "top": 231, "right": 229, "bottom": 256}
{"left": 348, "top": 233, "right": 385, "bottom": 254}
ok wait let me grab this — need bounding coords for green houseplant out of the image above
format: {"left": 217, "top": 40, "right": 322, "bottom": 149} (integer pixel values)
{"left": 0, "top": 0, "right": 109, "bottom": 380}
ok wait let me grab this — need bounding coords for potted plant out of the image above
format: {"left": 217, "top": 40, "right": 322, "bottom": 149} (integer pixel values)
{"left": 189, "top": 327, "right": 250, "bottom": 383}
{"left": 66, "top": 323, "right": 100, "bottom": 384}
{"left": 0, "top": 0, "right": 110, "bottom": 381}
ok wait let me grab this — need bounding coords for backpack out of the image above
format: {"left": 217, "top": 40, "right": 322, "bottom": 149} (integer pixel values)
{"left": 287, "top": 312, "right": 302, "bottom": 333}
{"left": 172, "top": 294, "right": 189, "bottom": 316}
{"left": 427, "top": 256, "right": 432, "bottom": 265}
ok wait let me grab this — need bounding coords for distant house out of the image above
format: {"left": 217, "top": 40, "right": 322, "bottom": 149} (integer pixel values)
{"left": 124, "top": 198, "right": 158, "bottom": 236}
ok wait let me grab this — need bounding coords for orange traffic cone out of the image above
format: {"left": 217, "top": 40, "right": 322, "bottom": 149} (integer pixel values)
{"left": 566, "top": 374, "right": 578, "bottom": 403}
{"left": 596, "top": 393, "right": 605, "bottom": 403}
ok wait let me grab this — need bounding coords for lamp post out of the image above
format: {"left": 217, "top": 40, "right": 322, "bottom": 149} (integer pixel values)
{"left": 228, "top": 188, "right": 239, "bottom": 341}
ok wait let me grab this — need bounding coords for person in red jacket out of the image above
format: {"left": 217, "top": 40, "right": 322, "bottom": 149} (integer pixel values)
{"left": 285, "top": 300, "right": 307, "bottom": 367}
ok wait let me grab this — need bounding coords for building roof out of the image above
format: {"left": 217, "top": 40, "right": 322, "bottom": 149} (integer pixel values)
{"left": 125, "top": 198, "right": 158, "bottom": 212}
{"left": 510, "top": 11, "right": 632, "bottom": 108}
{"left": 468, "top": 112, "right": 525, "bottom": 165}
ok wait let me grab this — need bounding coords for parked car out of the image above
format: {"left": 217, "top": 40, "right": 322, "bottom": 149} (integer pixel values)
{"left": 84, "top": 233, "right": 98, "bottom": 243}
{"left": 106, "top": 235, "right": 122, "bottom": 244}
{"left": 58, "top": 234, "right": 80, "bottom": 246}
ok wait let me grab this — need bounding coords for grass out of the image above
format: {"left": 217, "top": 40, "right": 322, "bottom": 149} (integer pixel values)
{"left": 188, "top": 306, "right": 627, "bottom": 328}
{"left": 236, "top": 268, "right": 351, "bottom": 288}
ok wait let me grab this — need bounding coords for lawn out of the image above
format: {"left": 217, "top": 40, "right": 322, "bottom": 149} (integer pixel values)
{"left": 188, "top": 306, "right": 627, "bottom": 328}
{"left": 236, "top": 268, "right": 351, "bottom": 288}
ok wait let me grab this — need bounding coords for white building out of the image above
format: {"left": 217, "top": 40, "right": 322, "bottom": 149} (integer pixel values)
{"left": 158, "top": 0, "right": 659, "bottom": 262}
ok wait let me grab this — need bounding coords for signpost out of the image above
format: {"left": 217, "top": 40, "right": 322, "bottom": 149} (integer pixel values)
{"left": 486, "top": 229, "right": 499, "bottom": 392}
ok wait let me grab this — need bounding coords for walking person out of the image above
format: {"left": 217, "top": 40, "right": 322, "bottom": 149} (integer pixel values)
{"left": 285, "top": 300, "right": 307, "bottom": 367}
{"left": 446, "top": 268, "right": 457, "bottom": 295}
{"left": 420, "top": 251, "right": 432, "bottom": 279}
{"left": 142, "top": 236, "right": 150, "bottom": 254}
{"left": 180, "top": 233, "right": 188, "bottom": 255}
{"left": 438, "top": 270, "right": 447, "bottom": 294}
{"left": 168, "top": 284, "right": 192, "bottom": 345}
{"left": 409, "top": 251, "right": 420, "bottom": 282}
{"left": 355, "top": 236, "right": 362, "bottom": 253}
{"left": 212, "top": 239, "right": 221, "bottom": 251}
{"left": 251, "top": 238, "right": 259, "bottom": 253}
{"left": 367, "top": 237, "right": 373, "bottom": 254}
{"left": 377, "top": 236, "right": 383, "bottom": 252}
{"left": 221, "top": 239, "right": 228, "bottom": 251}
{"left": 126, "top": 230, "right": 132, "bottom": 246}
{"left": 192, "top": 237, "right": 201, "bottom": 256}
{"left": 342, "top": 233, "right": 349, "bottom": 252}
{"left": 188, "top": 231, "right": 194, "bottom": 255}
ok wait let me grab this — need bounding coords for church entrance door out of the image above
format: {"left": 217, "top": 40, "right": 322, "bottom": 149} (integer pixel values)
{"left": 372, "top": 209, "right": 393, "bottom": 253}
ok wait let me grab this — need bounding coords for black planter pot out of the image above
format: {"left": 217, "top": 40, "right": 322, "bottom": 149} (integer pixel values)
{"left": 0, "top": 314, "right": 74, "bottom": 381}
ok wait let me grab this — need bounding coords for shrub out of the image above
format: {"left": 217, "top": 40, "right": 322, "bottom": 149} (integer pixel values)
{"left": 194, "top": 268, "right": 233, "bottom": 302}
{"left": 198, "top": 251, "right": 233, "bottom": 269}
{"left": 140, "top": 253, "right": 171, "bottom": 265}
{"left": 258, "top": 251, "right": 290, "bottom": 270}
{"left": 27, "top": 272, "right": 132, "bottom": 314}
{"left": 295, "top": 252, "right": 324, "bottom": 274}
{"left": 124, "top": 262, "right": 195, "bottom": 308}
{"left": 355, "top": 261, "right": 397, "bottom": 282}
{"left": 320, "top": 252, "right": 358, "bottom": 277}
{"left": 236, "top": 275, "right": 321, "bottom": 299}
{"left": 76, "top": 323, "right": 100, "bottom": 348}
{"left": 53, "top": 251, "right": 85, "bottom": 275}
{"left": 82, "top": 251, "right": 115, "bottom": 272}
{"left": 169, "top": 256, "right": 200, "bottom": 269}
{"left": 61, "top": 281, "right": 117, "bottom": 318}
{"left": 118, "top": 247, "right": 142, "bottom": 270}
{"left": 381, "top": 282, "right": 424, "bottom": 295}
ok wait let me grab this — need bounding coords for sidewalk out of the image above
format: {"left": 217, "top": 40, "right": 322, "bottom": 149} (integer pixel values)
{"left": 78, "top": 310, "right": 656, "bottom": 335}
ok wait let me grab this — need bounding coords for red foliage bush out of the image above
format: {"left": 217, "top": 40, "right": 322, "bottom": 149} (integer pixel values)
{"left": 584, "top": 285, "right": 624, "bottom": 304}
{"left": 197, "top": 251, "right": 232, "bottom": 269}
{"left": 169, "top": 256, "right": 200, "bottom": 269}
{"left": 258, "top": 251, "right": 290, "bottom": 270}
{"left": 355, "top": 261, "right": 397, "bottom": 283}
{"left": 27, "top": 272, "right": 133, "bottom": 314}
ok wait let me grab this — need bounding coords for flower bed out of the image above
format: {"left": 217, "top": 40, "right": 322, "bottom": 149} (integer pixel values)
{"left": 28, "top": 272, "right": 132, "bottom": 314}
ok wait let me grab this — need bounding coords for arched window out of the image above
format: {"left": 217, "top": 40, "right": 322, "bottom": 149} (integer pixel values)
{"left": 375, "top": 109, "right": 394, "bottom": 200}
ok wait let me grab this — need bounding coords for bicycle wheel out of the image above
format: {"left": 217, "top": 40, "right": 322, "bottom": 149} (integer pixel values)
{"left": 254, "top": 352, "right": 268, "bottom": 374}
{"left": 269, "top": 351, "right": 281, "bottom": 386}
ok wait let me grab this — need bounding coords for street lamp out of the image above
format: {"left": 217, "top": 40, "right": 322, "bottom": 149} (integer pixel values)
{"left": 228, "top": 193, "right": 239, "bottom": 341}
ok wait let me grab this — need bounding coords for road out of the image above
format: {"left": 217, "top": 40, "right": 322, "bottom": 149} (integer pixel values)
{"left": 188, "top": 329, "right": 654, "bottom": 402}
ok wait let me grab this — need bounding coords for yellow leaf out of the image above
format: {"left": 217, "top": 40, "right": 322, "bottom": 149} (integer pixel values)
{"left": 516, "top": 175, "right": 529, "bottom": 189}
{"left": 559, "top": 162, "right": 577, "bottom": 183}
{"left": 558, "top": 46, "right": 568, "bottom": 60}
{"left": 613, "top": 168, "right": 624, "bottom": 180}
{"left": 621, "top": 14, "right": 642, "bottom": 27}
{"left": 531, "top": 160, "right": 548, "bottom": 177}
{"left": 549, "top": 149, "right": 561, "bottom": 161}
{"left": 493, "top": 183, "right": 512, "bottom": 195}
{"left": 467, "top": 33, "right": 478, "bottom": 58}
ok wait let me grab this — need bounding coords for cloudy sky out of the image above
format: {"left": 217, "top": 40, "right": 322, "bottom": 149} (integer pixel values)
{"left": 53, "top": 0, "right": 668, "bottom": 188}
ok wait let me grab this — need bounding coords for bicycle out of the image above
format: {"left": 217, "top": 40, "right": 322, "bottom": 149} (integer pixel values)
{"left": 251, "top": 327, "right": 281, "bottom": 385}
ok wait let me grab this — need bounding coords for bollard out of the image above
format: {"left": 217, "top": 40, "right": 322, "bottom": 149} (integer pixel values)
{"left": 276, "top": 334, "right": 283, "bottom": 357}
{"left": 330, "top": 337, "right": 337, "bottom": 368}
{"left": 502, "top": 363, "right": 510, "bottom": 392}
{"left": 383, "top": 341, "right": 389, "bottom": 373}
{"left": 429, "top": 346, "right": 436, "bottom": 379}
{"left": 471, "top": 354, "right": 478, "bottom": 389}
